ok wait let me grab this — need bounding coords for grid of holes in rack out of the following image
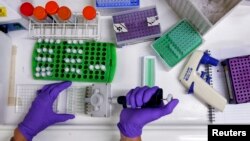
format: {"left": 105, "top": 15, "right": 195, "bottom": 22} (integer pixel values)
{"left": 96, "top": 0, "right": 139, "bottom": 7}
{"left": 229, "top": 56, "right": 250, "bottom": 103}
{"left": 32, "top": 41, "right": 116, "bottom": 82}
{"left": 113, "top": 7, "right": 160, "bottom": 42}
{"left": 152, "top": 20, "right": 202, "bottom": 67}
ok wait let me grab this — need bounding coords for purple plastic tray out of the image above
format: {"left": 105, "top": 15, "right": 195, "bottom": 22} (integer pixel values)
{"left": 112, "top": 6, "right": 161, "bottom": 47}
{"left": 228, "top": 55, "right": 250, "bottom": 104}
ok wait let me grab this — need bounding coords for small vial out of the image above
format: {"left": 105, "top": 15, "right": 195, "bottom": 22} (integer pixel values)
{"left": 44, "top": 38, "right": 49, "bottom": 43}
{"left": 35, "top": 72, "right": 40, "bottom": 77}
{"left": 73, "top": 40, "right": 78, "bottom": 44}
{"left": 71, "top": 68, "right": 76, "bottom": 72}
{"left": 42, "top": 57, "right": 47, "bottom": 62}
{"left": 33, "top": 6, "right": 53, "bottom": 22}
{"left": 37, "top": 38, "right": 43, "bottom": 43}
{"left": 78, "top": 49, "right": 83, "bottom": 54}
{"left": 47, "top": 57, "right": 53, "bottom": 62}
{"left": 76, "top": 69, "right": 81, "bottom": 74}
{"left": 64, "top": 67, "right": 69, "bottom": 72}
{"left": 36, "top": 56, "right": 42, "bottom": 61}
{"left": 100, "top": 65, "right": 106, "bottom": 71}
{"left": 66, "top": 48, "right": 71, "bottom": 53}
{"left": 46, "top": 71, "right": 52, "bottom": 76}
{"left": 67, "top": 40, "right": 72, "bottom": 44}
{"left": 37, "top": 48, "right": 42, "bottom": 53}
{"left": 41, "top": 67, "right": 46, "bottom": 72}
{"left": 72, "top": 49, "right": 77, "bottom": 54}
{"left": 95, "top": 65, "right": 100, "bottom": 70}
{"left": 71, "top": 59, "right": 76, "bottom": 64}
{"left": 56, "top": 39, "right": 61, "bottom": 44}
{"left": 45, "top": 1, "right": 60, "bottom": 23}
{"left": 49, "top": 39, "right": 54, "bottom": 43}
{"left": 41, "top": 72, "right": 46, "bottom": 77}
{"left": 58, "top": 6, "right": 74, "bottom": 23}
{"left": 82, "top": 6, "right": 97, "bottom": 20}
{"left": 89, "top": 65, "right": 94, "bottom": 71}
{"left": 42, "top": 48, "right": 47, "bottom": 53}
{"left": 79, "top": 40, "right": 84, "bottom": 44}
{"left": 76, "top": 58, "right": 82, "bottom": 63}
{"left": 20, "top": 2, "right": 34, "bottom": 21}
{"left": 36, "top": 66, "right": 40, "bottom": 72}
{"left": 48, "top": 49, "right": 53, "bottom": 54}
{"left": 64, "top": 58, "right": 70, "bottom": 63}
{"left": 46, "top": 67, "right": 51, "bottom": 71}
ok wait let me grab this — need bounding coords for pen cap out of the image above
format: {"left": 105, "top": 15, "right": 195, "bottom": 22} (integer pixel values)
{"left": 45, "top": 1, "right": 59, "bottom": 15}
{"left": 58, "top": 6, "right": 72, "bottom": 21}
{"left": 200, "top": 52, "right": 219, "bottom": 66}
{"left": 20, "top": 2, "right": 34, "bottom": 17}
{"left": 33, "top": 6, "right": 47, "bottom": 21}
{"left": 82, "top": 6, "right": 97, "bottom": 20}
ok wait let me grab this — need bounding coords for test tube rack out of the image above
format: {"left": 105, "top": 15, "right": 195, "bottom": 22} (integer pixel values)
{"left": 96, "top": 0, "right": 140, "bottom": 8}
{"left": 29, "top": 12, "right": 100, "bottom": 40}
{"left": 222, "top": 55, "right": 250, "bottom": 104}
{"left": 16, "top": 84, "right": 58, "bottom": 113}
{"left": 32, "top": 40, "right": 117, "bottom": 83}
{"left": 152, "top": 20, "right": 203, "bottom": 68}
{"left": 112, "top": 6, "right": 161, "bottom": 47}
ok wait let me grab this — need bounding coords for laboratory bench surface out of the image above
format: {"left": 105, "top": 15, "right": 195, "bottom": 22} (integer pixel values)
{"left": 1, "top": 0, "right": 250, "bottom": 141}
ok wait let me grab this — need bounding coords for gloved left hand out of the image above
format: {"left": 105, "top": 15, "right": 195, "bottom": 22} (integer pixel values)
{"left": 18, "top": 81, "right": 75, "bottom": 141}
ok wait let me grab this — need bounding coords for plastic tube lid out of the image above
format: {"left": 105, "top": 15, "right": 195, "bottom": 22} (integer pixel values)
{"left": 33, "top": 6, "right": 47, "bottom": 20}
{"left": 82, "top": 6, "right": 96, "bottom": 20}
{"left": 45, "top": 1, "right": 59, "bottom": 15}
{"left": 20, "top": 2, "right": 34, "bottom": 17}
{"left": 58, "top": 6, "right": 72, "bottom": 21}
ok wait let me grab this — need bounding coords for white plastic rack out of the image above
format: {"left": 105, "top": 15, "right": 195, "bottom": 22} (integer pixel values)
{"left": 28, "top": 12, "right": 100, "bottom": 40}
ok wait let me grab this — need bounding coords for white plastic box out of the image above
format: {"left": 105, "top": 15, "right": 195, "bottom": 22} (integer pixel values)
{"left": 166, "top": 0, "right": 242, "bottom": 35}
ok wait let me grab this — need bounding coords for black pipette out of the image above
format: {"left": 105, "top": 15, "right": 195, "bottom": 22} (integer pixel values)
{"left": 117, "top": 88, "right": 164, "bottom": 108}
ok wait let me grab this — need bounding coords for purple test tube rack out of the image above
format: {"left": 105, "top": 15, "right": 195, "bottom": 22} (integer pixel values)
{"left": 224, "top": 55, "right": 250, "bottom": 104}
{"left": 112, "top": 6, "right": 161, "bottom": 47}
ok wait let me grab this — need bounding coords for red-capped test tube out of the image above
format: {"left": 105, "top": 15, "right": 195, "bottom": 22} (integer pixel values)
{"left": 33, "top": 6, "right": 53, "bottom": 22}
{"left": 45, "top": 1, "right": 60, "bottom": 23}
{"left": 57, "top": 6, "right": 74, "bottom": 23}
{"left": 82, "top": 6, "right": 97, "bottom": 21}
{"left": 20, "top": 2, "right": 35, "bottom": 22}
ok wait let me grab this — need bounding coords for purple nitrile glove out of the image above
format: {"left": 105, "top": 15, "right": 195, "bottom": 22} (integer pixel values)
{"left": 18, "top": 81, "right": 75, "bottom": 141}
{"left": 118, "top": 86, "right": 179, "bottom": 138}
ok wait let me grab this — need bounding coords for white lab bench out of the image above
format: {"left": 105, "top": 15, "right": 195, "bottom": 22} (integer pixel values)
{"left": 1, "top": 0, "right": 250, "bottom": 141}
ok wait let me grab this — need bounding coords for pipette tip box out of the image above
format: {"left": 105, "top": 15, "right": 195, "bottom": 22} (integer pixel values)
{"left": 96, "top": 0, "right": 140, "bottom": 8}
{"left": 32, "top": 40, "right": 117, "bottom": 83}
{"left": 112, "top": 6, "right": 161, "bottom": 47}
{"left": 222, "top": 55, "right": 250, "bottom": 104}
{"left": 152, "top": 19, "right": 203, "bottom": 69}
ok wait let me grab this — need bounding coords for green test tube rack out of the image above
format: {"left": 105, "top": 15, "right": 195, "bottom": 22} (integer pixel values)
{"left": 152, "top": 19, "right": 203, "bottom": 68}
{"left": 32, "top": 40, "right": 117, "bottom": 83}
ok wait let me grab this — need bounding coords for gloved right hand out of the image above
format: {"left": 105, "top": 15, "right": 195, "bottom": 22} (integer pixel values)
{"left": 117, "top": 86, "right": 179, "bottom": 138}
{"left": 18, "top": 81, "right": 75, "bottom": 141}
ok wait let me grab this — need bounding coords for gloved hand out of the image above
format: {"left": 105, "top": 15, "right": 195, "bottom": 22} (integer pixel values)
{"left": 18, "top": 81, "right": 75, "bottom": 141}
{"left": 118, "top": 86, "right": 179, "bottom": 138}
